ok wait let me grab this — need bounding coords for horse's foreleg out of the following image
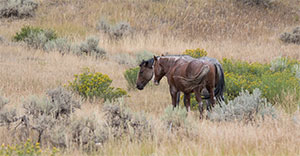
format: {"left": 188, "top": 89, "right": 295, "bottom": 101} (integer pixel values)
{"left": 170, "top": 87, "right": 179, "bottom": 109}
{"left": 184, "top": 93, "right": 191, "bottom": 112}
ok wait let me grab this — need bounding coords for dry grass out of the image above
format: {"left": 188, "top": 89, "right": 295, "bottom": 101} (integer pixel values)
{"left": 0, "top": 0, "right": 300, "bottom": 155}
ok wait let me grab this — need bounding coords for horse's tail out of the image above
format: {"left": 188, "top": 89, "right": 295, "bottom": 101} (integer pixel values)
{"left": 202, "top": 63, "right": 225, "bottom": 103}
{"left": 176, "top": 65, "right": 210, "bottom": 91}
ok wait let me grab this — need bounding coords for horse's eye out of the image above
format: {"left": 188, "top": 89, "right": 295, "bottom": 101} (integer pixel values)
{"left": 140, "top": 71, "right": 143, "bottom": 74}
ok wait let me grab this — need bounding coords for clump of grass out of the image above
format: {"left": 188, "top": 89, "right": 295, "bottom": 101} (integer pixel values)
{"left": 208, "top": 88, "right": 277, "bottom": 122}
{"left": 0, "top": 0, "right": 38, "bottom": 18}
{"left": 280, "top": 26, "right": 300, "bottom": 45}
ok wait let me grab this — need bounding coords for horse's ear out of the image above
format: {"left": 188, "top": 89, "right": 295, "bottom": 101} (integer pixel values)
{"left": 161, "top": 54, "right": 164, "bottom": 56}
{"left": 154, "top": 55, "right": 158, "bottom": 61}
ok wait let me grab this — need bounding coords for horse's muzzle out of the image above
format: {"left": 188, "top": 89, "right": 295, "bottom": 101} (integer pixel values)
{"left": 136, "top": 84, "right": 144, "bottom": 90}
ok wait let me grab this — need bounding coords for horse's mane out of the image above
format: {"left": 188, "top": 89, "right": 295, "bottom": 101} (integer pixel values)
{"left": 139, "top": 58, "right": 154, "bottom": 67}
{"left": 139, "top": 55, "right": 193, "bottom": 67}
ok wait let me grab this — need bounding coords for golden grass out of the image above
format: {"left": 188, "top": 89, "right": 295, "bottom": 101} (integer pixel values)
{"left": 0, "top": 0, "right": 300, "bottom": 155}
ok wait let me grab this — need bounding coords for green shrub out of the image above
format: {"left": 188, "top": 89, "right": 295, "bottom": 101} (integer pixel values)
{"left": 68, "top": 68, "right": 127, "bottom": 101}
{"left": 208, "top": 89, "right": 277, "bottom": 122}
{"left": 183, "top": 48, "right": 207, "bottom": 58}
{"left": 124, "top": 67, "right": 139, "bottom": 90}
{"left": 222, "top": 57, "right": 300, "bottom": 103}
{"left": 13, "top": 26, "right": 57, "bottom": 49}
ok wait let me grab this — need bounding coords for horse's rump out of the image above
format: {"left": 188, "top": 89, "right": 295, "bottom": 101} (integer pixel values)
{"left": 174, "top": 60, "right": 211, "bottom": 91}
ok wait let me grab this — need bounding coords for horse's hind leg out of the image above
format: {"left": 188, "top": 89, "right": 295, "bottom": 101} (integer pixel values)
{"left": 176, "top": 92, "right": 181, "bottom": 107}
{"left": 184, "top": 93, "right": 191, "bottom": 112}
{"left": 194, "top": 88, "right": 204, "bottom": 119}
{"left": 207, "top": 85, "right": 215, "bottom": 108}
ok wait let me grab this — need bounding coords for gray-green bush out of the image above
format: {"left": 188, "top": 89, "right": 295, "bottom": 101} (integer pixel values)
{"left": 44, "top": 38, "right": 71, "bottom": 53}
{"left": 280, "top": 26, "right": 300, "bottom": 45}
{"left": 112, "top": 53, "right": 136, "bottom": 67}
{"left": 103, "top": 99, "right": 152, "bottom": 139}
{"left": 97, "top": 18, "right": 133, "bottom": 40}
{"left": 14, "top": 26, "right": 58, "bottom": 49}
{"left": 72, "top": 36, "right": 106, "bottom": 58}
{"left": 0, "top": 96, "right": 17, "bottom": 125}
{"left": 161, "top": 106, "right": 197, "bottom": 137}
{"left": 0, "top": 35, "right": 5, "bottom": 43}
{"left": 236, "top": 0, "right": 273, "bottom": 8}
{"left": 0, "top": 0, "right": 38, "bottom": 18}
{"left": 208, "top": 88, "right": 277, "bottom": 122}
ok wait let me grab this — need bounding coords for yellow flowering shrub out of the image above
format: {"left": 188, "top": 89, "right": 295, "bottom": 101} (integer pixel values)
{"left": 183, "top": 48, "right": 208, "bottom": 58}
{"left": 0, "top": 139, "right": 58, "bottom": 156}
{"left": 68, "top": 68, "right": 127, "bottom": 101}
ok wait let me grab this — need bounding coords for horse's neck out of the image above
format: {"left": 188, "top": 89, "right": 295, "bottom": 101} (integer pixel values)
{"left": 161, "top": 57, "right": 178, "bottom": 74}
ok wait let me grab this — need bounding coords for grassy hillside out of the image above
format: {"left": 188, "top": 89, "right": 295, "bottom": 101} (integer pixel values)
{"left": 0, "top": 0, "right": 300, "bottom": 156}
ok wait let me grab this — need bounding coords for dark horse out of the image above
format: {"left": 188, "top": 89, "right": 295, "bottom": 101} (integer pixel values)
{"left": 136, "top": 55, "right": 225, "bottom": 112}
{"left": 152, "top": 55, "right": 219, "bottom": 118}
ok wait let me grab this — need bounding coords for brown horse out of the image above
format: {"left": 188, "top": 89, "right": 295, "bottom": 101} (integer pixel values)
{"left": 136, "top": 55, "right": 225, "bottom": 111}
{"left": 153, "top": 55, "right": 217, "bottom": 118}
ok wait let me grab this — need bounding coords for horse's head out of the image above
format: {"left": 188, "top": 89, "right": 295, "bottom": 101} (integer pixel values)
{"left": 136, "top": 59, "right": 154, "bottom": 90}
{"left": 153, "top": 56, "right": 166, "bottom": 85}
